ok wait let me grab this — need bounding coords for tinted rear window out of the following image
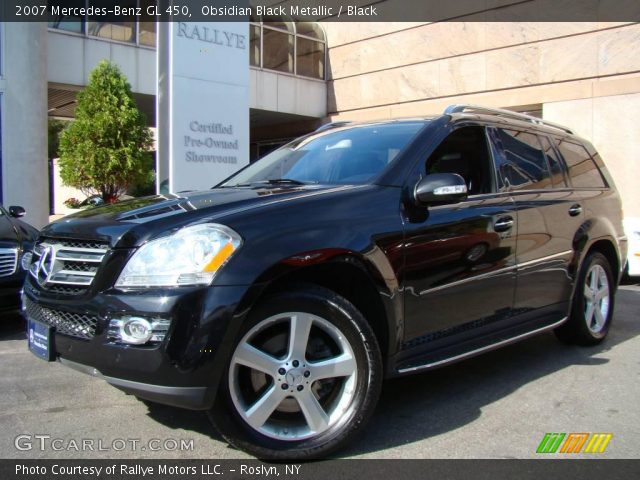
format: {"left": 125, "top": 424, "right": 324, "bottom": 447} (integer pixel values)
{"left": 556, "top": 140, "right": 606, "bottom": 188}
{"left": 489, "top": 128, "right": 552, "bottom": 191}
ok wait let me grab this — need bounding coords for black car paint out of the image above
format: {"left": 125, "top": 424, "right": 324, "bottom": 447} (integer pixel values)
{"left": 0, "top": 206, "right": 38, "bottom": 311}
{"left": 24, "top": 114, "right": 626, "bottom": 409}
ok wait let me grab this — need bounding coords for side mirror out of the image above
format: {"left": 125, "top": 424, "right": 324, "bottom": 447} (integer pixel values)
{"left": 8, "top": 205, "right": 26, "bottom": 218}
{"left": 414, "top": 173, "right": 468, "bottom": 205}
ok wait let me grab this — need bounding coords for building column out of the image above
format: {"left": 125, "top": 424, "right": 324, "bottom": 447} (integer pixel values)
{"left": 1, "top": 22, "right": 48, "bottom": 228}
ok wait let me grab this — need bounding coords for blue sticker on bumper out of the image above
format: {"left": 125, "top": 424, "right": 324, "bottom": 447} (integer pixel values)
{"left": 28, "top": 319, "right": 54, "bottom": 361}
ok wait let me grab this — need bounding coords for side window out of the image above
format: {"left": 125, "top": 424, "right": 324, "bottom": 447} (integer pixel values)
{"left": 555, "top": 140, "right": 607, "bottom": 189}
{"left": 540, "top": 135, "right": 568, "bottom": 187}
{"left": 425, "top": 126, "right": 493, "bottom": 195}
{"left": 488, "top": 128, "right": 552, "bottom": 191}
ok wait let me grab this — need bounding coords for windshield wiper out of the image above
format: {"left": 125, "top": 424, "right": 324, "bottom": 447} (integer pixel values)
{"left": 262, "top": 178, "right": 313, "bottom": 185}
{"left": 227, "top": 179, "right": 316, "bottom": 188}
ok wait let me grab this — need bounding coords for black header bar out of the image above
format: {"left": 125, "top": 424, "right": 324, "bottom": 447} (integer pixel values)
{"left": 2, "top": 0, "right": 640, "bottom": 22}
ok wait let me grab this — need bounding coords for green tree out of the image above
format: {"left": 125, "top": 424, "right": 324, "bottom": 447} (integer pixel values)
{"left": 48, "top": 119, "right": 66, "bottom": 160}
{"left": 58, "top": 60, "right": 152, "bottom": 203}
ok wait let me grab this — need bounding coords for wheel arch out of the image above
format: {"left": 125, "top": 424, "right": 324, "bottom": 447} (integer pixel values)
{"left": 584, "top": 238, "right": 621, "bottom": 287}
{"left": 233, "top": 251, "right": 402, "bottom": 373}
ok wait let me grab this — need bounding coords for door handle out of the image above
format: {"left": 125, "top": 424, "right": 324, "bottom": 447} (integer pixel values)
{"left": 494, "top": 216, "right": 514, "bottom": 232}
{"left": 568, "top": 204, "right": 582, "bottom": 217}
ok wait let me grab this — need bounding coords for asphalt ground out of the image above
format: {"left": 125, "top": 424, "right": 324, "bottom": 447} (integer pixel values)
{"left": 1, "top": 283, "right": 638, "bottom": 459}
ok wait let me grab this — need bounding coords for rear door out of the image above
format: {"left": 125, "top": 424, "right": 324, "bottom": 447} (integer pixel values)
{"left": 487, "top": 127, "right": 581, "bottom": 322}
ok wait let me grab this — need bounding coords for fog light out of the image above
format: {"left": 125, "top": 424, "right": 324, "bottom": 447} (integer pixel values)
{"left": 108, "top": 316, "right": 171, "bottom": 345}
{"left": 21, "top": 251, "right": 32, "bottom": 271}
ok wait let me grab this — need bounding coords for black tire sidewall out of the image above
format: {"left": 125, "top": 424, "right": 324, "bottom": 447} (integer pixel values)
{"left": 209, "top": 285, "right": 382, "bottom": 460}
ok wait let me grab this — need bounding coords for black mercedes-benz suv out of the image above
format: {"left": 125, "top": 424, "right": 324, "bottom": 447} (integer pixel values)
{"left": 23, "top": 105, "right": 626, "bottom": 459}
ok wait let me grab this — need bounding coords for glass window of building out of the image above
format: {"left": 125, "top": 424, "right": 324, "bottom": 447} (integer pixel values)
{"left": 88, "top": 21, "right": 136, "bottom": 43}
{"left": 250, "top": 24, "right": 261, "bottom": 67}
{"left": 263, "top": 20, "right": 295, "bottom": 33}
{"left": 296, "top": 23, "right": 325, "bottom": 79}
{"left": 296, "top": 23, "right": 325, "bottom": 40}
{"left": 139, "top": 0, "right": 157, "bottom": 46}
{"left": 296, "top": 37, "right": 324, "bottom": 79}
{"left": 48, "top": 8, "right": 84, "bottom": 34}
{"left": 48, "top": 1, "right": 156, "bottom": 47}
{"left": 252, "top": 19, "right": 326, "bottom": 79}
{"left": 87, "top": 0, "right": 136, "bottom": 43}
{"left": 262, "top": 26, "right": 294, "bottom": 74}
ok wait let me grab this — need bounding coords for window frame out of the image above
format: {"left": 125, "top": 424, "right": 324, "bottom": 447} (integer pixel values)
{"left": 539, "top": 134, "right": 569, "bottom": 188}
{"left": 47, "top": 0, "right": 156, "bottom": 49}
{"left": 250, "top": 19, "right": 327, "bottom": 80}
{"left": 420, "top": 124, "right": 499, "bottom": 197}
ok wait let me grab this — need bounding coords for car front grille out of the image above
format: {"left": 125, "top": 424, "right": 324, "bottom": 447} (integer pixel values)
{"left": 24, "top": 296, "right": 98, "bottom": 340}
{"left": 0, "top": 248, "right": 18, "bottom": 277}
{"left": 29, "top": 238, "right": 108, "bottom": 293}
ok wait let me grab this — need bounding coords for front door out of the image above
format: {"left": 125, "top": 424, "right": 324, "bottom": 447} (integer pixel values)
{"left": 401, "top": 126, "right": 517, "bottom": 352}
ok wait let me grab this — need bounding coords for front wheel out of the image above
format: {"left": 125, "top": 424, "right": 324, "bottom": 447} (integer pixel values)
{"left": 555, "top": 252, "right": 615, "bottom": 345}
{"left": 209, "top": 285, "right": 383, "bottom": 460}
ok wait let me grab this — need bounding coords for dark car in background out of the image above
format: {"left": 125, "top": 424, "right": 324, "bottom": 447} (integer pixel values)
{"left": 0, "top": 205, "right": 38, "bottom": 313}
{"left": 22, "top": 105, "right": 626, "bottom": 460}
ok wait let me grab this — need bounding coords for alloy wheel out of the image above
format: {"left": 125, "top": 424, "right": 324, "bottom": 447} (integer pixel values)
{"left": 583, "top": 264, "right": 610, "bottom": 334}
{"left": 228, "top": 312, "right": 358, "bottom": 441}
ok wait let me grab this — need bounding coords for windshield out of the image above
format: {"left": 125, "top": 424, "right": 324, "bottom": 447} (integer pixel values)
{"left": 220, "top": 122, "right": 425, "bottom": 187}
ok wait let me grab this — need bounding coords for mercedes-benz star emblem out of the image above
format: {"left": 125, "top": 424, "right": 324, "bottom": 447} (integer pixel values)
{"left": 37, "top": 245, "right": 56, "bottom": 287}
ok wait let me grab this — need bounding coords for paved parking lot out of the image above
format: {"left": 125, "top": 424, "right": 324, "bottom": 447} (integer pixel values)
{"left": 1, "top": 284, "right": 639, "bottom": 459}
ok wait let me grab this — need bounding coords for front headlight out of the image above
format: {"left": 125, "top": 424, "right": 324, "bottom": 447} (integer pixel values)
{"left": 21, "top": 251, "right": 33, "bottom": 271}
{"left": 115, "top": 224, "right": 242, "bottom": 288}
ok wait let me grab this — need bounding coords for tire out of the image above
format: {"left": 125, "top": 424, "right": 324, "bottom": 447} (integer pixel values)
{"left": 208, "top": 285, "right": 383, "bottom": 460}
{"left": 555, "top": 252, "right": 615, "bottom": 346}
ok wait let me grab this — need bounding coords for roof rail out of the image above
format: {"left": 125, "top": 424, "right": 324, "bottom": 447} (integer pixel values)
{"left": 314, "top": 121, "right": 352, "bottom": 132}
{"left": 444, "top": 104, "right": 573, "bottom": 134}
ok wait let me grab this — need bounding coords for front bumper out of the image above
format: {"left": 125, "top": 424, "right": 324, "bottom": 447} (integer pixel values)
{"left": 23, "top": 278, "right": 252, "bottom": 410}
{"left": 60, "top": 358, "right": 208, "bottom": 409}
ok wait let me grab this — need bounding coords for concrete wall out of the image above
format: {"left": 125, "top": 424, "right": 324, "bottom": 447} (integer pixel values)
{"left": 47, "top": 30, "right": 156, "bottom": 94}
{"left": 47, "top": 30, "right": 328, "bottom": 119}
{"left": 250, "top": 68, "right": 326, "bottom": 118}
{"left": 1, "top": 23, "right": 49, "bottom": 228}
{"left": 544, "top": 94, "right": 640, "bottom": 218}
{"left": 324, "top": 22, "right": 640, "bottom": 117}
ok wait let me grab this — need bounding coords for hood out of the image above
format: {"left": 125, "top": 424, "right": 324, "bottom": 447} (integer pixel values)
{"left": 40, "top": 184, "right": 358, "bottom": 248}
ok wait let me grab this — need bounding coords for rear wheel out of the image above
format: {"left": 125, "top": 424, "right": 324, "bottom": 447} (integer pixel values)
{"left": 555, "top": 252, "right": 615, "bottom": 345}
{"left": 209, "top": 286, "right": 382, "bottom": 460}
